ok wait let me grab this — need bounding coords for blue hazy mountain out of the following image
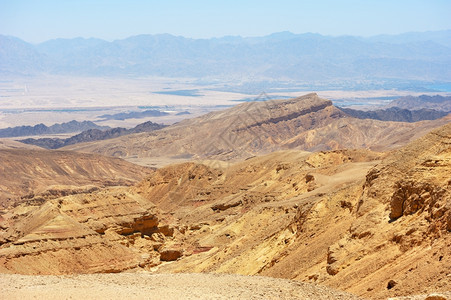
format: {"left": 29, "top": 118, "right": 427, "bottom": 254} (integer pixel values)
{"left": 1, "top": 31, "right": 450, "bottom": 81}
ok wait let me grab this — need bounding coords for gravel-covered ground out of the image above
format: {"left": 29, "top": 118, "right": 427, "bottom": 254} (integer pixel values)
{"left": 0, "top": 272, "right": 361, "bottom": 300}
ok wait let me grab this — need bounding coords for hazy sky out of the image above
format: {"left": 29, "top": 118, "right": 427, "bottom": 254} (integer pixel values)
{"left": 1, "top": 0, "right": 450, "bottom": 43}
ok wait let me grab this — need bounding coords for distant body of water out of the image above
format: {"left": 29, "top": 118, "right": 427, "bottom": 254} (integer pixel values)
{"left": 426, "top": 83, "right": 451, "bottom": 92}
{"left": 154, "top": 89, "right": 203, "bottom": 97}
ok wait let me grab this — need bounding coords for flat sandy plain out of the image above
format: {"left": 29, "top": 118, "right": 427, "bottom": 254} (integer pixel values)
{"left": 0, "top": 76, "right": 243, "bottom": 128}
{"left": 1, "top": 76, "right": 449, "bottom": 129}
{"left": 0, "top": 272, "right": 361, "bottom": 300}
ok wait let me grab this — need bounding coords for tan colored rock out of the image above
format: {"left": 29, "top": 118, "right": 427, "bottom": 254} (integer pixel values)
{"left": 159, "top": 247, "right": 183, "bottom": 261}
{"left": 151, "top": 232, "right": 166, "bottom": 243}
{"left": 158, "top": 224, "right": 174, "bottom": 236}
{"left": 0, "top": 188, "right": 171, "bottom": 274}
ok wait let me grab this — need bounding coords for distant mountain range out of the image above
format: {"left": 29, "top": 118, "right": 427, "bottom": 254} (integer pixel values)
{"left": 1, "top": 31, "right": 450, "bottom": 81}
{"left": 20, "top": 121, "right": 166, "bottom": 149}
{"left": 0, "top": 120, "right": 108, "bottom": 138}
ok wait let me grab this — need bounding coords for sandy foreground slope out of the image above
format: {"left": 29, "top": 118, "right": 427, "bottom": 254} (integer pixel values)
{"left": 0, "top": 272, "right": 361, "bottom": 300}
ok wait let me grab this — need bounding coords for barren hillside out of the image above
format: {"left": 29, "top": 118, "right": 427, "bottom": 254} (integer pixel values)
{"left": 0, "top": 139, "right": 40, "bottom": 150}
{"left": 0, "top": 149, "right": 152, "bottom": 208}
{"left": 135, "top": 124, "right": 451, "bottom": 299}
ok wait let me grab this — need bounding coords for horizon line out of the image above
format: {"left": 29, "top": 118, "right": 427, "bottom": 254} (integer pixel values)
{"left": 2, "top": 29, "right": 450, "bottom": 45}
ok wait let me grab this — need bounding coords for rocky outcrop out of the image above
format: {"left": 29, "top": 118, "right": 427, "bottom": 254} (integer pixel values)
{"left": 320, "top": 123, "right": 451, "bottom": 298}
{"left": 159, "top": 247, "right": 183, "bottom": 261}
{"left": 0, "top": 188, "right": 182, "bottom": 274}
{"left": 389, "top": 181, "right": 448, "bottom": 221}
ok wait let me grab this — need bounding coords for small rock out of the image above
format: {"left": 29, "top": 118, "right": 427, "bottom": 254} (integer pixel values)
{"left": 326, "top": 265, "right": 339, "bottom": 276}
{"left": 387, "top": 279, "right": 397, "bottom": 289}
{"left": 211, "top": 200, "right": 241, "bottom": 211}
{"left": 305, "top": 174, "right": 315, "bottom": 183}
{"left": 159, "top": 248, "right": 182, "bottom": 261}
{"left": 150, "top": 232, "right": 165, "bottom": 243}
{"left": 158, "top": 225, "right": 174, "bottom": 237}
{"left": 308, "top": 274, "right": 318, "bottom": 281}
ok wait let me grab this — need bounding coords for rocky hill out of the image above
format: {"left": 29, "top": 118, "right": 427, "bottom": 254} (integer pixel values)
{"left": 20, "top": 121, "right": 166, "bottom": 149}
{"left": 0, "top": 120, "right": 108, "bottom": 138}
{"left": 1, "top": 123, "right": 449, "bottom": 298}
{"left": 0, "top": 139, "right": 40, "bottom": 150}
{"left": 63, "top": 93, "right": 451, "bottom": 161}
{"left": 132, "top": 122, "right": 450, "bottom": 298}
{"left": 386, "top": 95, "right": 451, "bottom": 112}
{"left": 0, "top": 149, "right": 153, "bottom": 208}
{"left": 340, "top": 107, "right": 448, "bottom": 122}
{"left": 131, "top": 133, "right": 450, "bottom": 300}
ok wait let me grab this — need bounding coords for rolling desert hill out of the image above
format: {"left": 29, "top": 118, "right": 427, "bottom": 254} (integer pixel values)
{"left": 0, "top": 123, "right": 449, "bottom": 298}
{"left": 0, "top": 139, "right": 41, "bottom": 150}
{"left": 63, "top": 93, "right": 451, "bottom": 162}
{"left": 0, "top": 148, "right": 153, "bottom": 208}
